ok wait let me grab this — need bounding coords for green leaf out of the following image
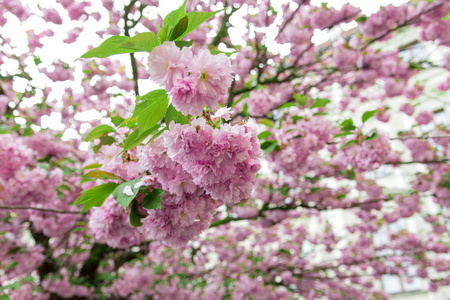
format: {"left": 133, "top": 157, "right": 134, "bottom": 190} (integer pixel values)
{"left": 110, "top": 115, "right": 124, "bottom": 127}
{"left": 130, "top": 89, "right": 167, "bottom": 122}
{"left": 0, "top": 294, "right": 11, "bottom": 300}
{"left": 81, "top": 33, "right": 159, "bottom": 59}
{"left": 232, "top": 91, "right": 249, "bottom": 108}
{"left": 84, "top": 125, "right": 115, "bottom": 142}
{"left": 294, "top": 94, "right": 308, "bottom": 107}
{"left": 291, "top": 116, "right": 303, "bottom": 123}
{"left": 443, "top": 13, "right": 450, "bottom": 21}
{"left": 260, "top": 140, "right": 279, "bottom": 155}
{"left": 174, "top": 39, "right": 194, "bottom": 49}
{"left": 310, "top": 98, "right": 331, "bottom": 109}
{"left": 259, "top": 119, "right": 274, "bottom": 128}
{"left": 334, "top": 131, "right": 354, "bottom": 138}
{"left": 118, "top": 32, "right": 159, "bottom": 52}
{"left": 348, "top": 170, "right": 356, "bottom": 180}
{"left": 93, "top": 135, "right": 115, "bottom": 154}
{"left": 74, "top": 183, "right": 119, "bottom": 213}
{"left": 170, "top": 16, "right": 189, "bottom": 41}
{"left": 148, "top": 127, "right": 168, "bottom": 142}
{"left": 257, "top": 130, "right": 272, "bottom": 140}
{"left": 364, "top": 131, "right": 378, "bottom": 141}
{"left": 165, "top": 104, "right": 191, "bottom": 126}
{"left": 112, "top": 179, "right": 142, "bottom": 212}
{"left": 80, "top": 170, "right": 123, "bottom": 184}
{"left": 279, "top": 249, "right": 291, "bottom": 255}
{"left": 209, "top": 49, "right": 237, "bottom": 57}
{"left": 129, "top": 199, "right": 145, "bottom": 227}
{"left": 291, "top": 135, "right": 303, "bottom": 139}
{"left": 0, "top": 124, "right": 20, "bottom": 134}
{"left": 163, "top": 0, "right": 188, "bottom": 41}
{"left": 157, "top": 26, "right": 168, "bottom": 43}
{"left": 163, "top": 0, "right": 187, "bottom": 28}
{"left": 362, "top": 109, "right": 378, "bottom": 123}
{"left": 278, "top": 102, "right": 296, "bottom": 109}
{"left": 9, "top": 261, "right": 18, "bottom": 269}
{"left": 177, "top": 10, "right": 222, "bottom": 40}
{"left": 339, "top": 139, "right": 358, "bottom": 150}
{"left": 82, "top": 163, "right": 103, "bottom": 170}
{"left": 142, "top": 189, "right": 165, "bottom": 210}
{"left": 122, "top": 125, "right": 160, "bottom": 152}
{"left": 356, "top": 16, "right": 367, "bottom": 23}
{"left": 340, "top": 119, "right": 356, "bottom": 131}
{"left": 137, "top": 92, "right": 169, "bottom": 133}
{"left": 242, "top": 103, "right": 249, "bottom": 117}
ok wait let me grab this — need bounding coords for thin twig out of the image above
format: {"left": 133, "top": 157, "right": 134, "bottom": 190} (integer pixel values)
{"left": 0, "top": 205, "right": 82, "bottom": 214}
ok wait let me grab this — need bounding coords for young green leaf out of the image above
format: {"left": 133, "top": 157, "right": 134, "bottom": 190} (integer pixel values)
{"left": 339, "top": 139, "right": 358, "bottom": 150}
{"left": 163, "top": 0, "right": 187, "bottom": 28}
{"left": 209, "top": 49, "right": 237, "bottom": 57}
{"left": 257, "top": 130, "right": 272, "bottom": 140}
{"left": 130, "top": 89, "right": 167, "bottom": 122}
{"left": 92, "top": 135, "right": 115, "bottom": 154}
{"left": 157, "top": 27, "right": 168, "bottom": 43}
{"left": 242, "top": 103, "right": 249, "bottom": 117}
{"left": 294, "top": 94, "right": 308, "bottom": 107}
{"left": 364, "top": 132, "right": 379, "bottom": 141}
{"left": 260, "top": 140, "right": 279, "bottom": 155}
{"left": 165, "top": 104, "right": 191, "bottom": 126}
{"left": 231, "top": 91, "right": 249, "bottom": 108}
{"left": 356, "top": 16, "right": 367, "bottom": 23}
{"left": 148, "top": 127, "right": 169, "bottom": 142}
{"left": 82, "top": 163, "right": 103, "bottom": 170}
{"left": 80, "top": 170, "right": 124, "bottom": 184}
{"left": 142, "top": 189, "right": 165, "bottom": 210}
{"left": 334, "top": 131, "right": 354, "bottom": 138}
{"left": 74, "top": 182, "right": 119, "bottom": 213}
{"left": 278, "top": 102, "right": 296, "bottom": 109}
{"left": 162, "top": 0, "right": 188, "bottom": 41}
{"left": 175, "top": 39, "right": 194, "bottom": 49}
{"left": 118, "top": 32, "right": 159, "bottom": 52}
{"left": 169, "top": 16, "right": 189, "bottom": 41}
{"left": 137, "top": 92, "right": 169, "bottom": 133}
{"left": 112, "top": 179, "right": 142, "bottom": 212}
{"left": 177, "top": 10, "right": 223, "bottom": 41}
{"left": 122, "top": 125, "right": 160, "bottom": 152}
{"left": 340, "top": 119, "right": 356, "bottom": 131}
{"left": 84, "top": 125, "right": 115, "bottom": 142}
{"left": 348, "top": 169, "right": 356, "bottom": 180}
{"left": 81, "top": 33, "right": 159, "bottom": 59}
{"left": 129, "top": 199, "right": 146, "bottom": 227}
{"left": 362, "top": 109, "right": 378, "bottom": 123}
{"left": 291, "top": 116, "right": 303, "bottom": 123}
{"left": 259, "top": 119, "right": 275, "bottom": 128}
{"left": 310, "top": 98, "right": 331, "bottom": 109}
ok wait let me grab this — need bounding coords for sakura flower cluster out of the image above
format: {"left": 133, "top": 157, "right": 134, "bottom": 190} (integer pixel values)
{"left": 338, "top": 131, "right": 392, "bottom": 172}
{"left": 147, "top": 42, "right": 233, "bottom": 116}
{"left": 137, "top": 118, "right": 262, "bottom": 246}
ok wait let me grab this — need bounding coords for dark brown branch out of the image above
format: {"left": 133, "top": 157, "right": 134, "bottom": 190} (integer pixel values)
{"left": 124, "top": 0, "right": 140, "bottom": 96}
{"left": 385, "top": 159, "right": 449, "bottom": 165}
{"left": 361, "top": 3, "right": 444, "bottom": 50}
{"left": 0, "top": 205, "right": 82, "bottom": 214}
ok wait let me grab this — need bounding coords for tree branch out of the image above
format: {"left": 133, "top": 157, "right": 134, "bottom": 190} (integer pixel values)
{"left": 0, "top": 205, "right": 82, "bottom": 214}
